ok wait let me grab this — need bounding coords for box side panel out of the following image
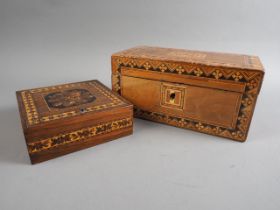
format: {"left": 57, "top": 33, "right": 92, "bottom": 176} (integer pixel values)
{"left": 16, "top": 91, "right": 33, "bottom": 155}
{"left": 16, "top": 91, "right": 28, "bottom": 132}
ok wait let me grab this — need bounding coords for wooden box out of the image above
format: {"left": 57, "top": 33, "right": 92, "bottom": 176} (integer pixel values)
{"left": 111, "top": 46, "right": 264, "bottom": 141}
{"left": 16, "top": 80, "right": 133, "bottom": 164}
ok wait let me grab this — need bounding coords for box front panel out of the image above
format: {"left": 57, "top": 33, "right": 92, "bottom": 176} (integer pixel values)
{"left": 112, "top": 55, "right": 264, "bottom": 141}
{"left": 28, "top": 109, "right": 133, "bottom": 164}
{"left": 121, "top": 75, "right": 242, "bottom": 129}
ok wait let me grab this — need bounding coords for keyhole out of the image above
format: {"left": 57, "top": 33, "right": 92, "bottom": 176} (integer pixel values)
{"left": 170, "top": 93, "right": 176, "bottom": 100}
{"left": 170, "top": 92, "right": 176, "bottom": 103}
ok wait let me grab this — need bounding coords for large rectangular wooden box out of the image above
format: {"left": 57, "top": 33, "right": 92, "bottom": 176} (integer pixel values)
{"left": 16, "top": 80, "right": 133, "bottom": 164}
{"left": 111, "top": 46, "right": 264, "bottom": 141}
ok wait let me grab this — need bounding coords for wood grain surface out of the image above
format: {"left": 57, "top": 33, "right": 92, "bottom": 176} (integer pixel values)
{"left": 112, "top": 46, "right": 264, "bottom": 141}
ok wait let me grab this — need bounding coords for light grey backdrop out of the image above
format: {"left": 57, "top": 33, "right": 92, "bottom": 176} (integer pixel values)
{"left": 0, "top": 0, "right": 280, "bottom": 210}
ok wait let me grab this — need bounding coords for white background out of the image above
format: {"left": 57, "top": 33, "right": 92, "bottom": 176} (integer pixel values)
{"left": 0, "top": 0, "right": 280, "bottom": 209}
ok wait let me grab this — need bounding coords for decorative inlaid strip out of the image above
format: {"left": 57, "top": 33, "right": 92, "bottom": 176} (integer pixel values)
{"left": 113, "top": 57, "right": 260, "bottom": 82}
{"left": 134, "top": 108, "right": 243, "bottom": 140}
{"left": 29, "top": 83, "right": 83, "bottom": 94}
{"left": 28, "top": 117, "right": 132, "bottom": 154}
{"left": 21, "top": 91, "right": 39, "bottom": 125}
{"left": 112, "top": 56, "right": 264, "bottom": 141}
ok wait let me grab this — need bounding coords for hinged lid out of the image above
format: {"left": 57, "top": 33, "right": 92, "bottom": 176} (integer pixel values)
{"left": 112, "top": 46, "right": 264, "bottom": 72}
{"left": 16, "top": 80, "right": 131, "bottom": 131}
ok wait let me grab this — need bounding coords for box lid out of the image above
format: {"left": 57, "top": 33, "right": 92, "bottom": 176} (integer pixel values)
{"left": 16, "top": 80, "right": 131, "bottom": 132}
{"left": 112, "top": 46, "right": 264, "bottom": 72}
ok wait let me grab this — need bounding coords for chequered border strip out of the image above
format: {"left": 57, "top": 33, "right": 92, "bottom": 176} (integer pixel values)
{"left": 28, "top": 117, "right": 132, "bottom": 154}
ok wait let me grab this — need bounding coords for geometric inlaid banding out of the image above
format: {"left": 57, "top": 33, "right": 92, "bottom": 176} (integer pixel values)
{"left": 28, "top": 117, "right": 133, "bottom": 154}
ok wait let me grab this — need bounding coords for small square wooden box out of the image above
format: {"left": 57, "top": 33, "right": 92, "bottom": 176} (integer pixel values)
{"left": 16, "top": 80, "right": 133, "bottom": 164}
{"left": 111, "top": 46, "right": 264, "bottom": 141}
